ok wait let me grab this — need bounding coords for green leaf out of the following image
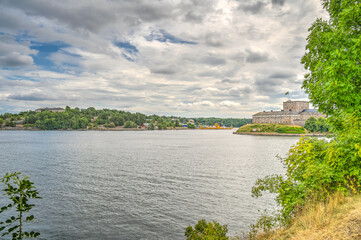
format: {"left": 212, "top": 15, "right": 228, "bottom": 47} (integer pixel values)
{"left": 26, "top": 215, "right": 34, "bottom": 221}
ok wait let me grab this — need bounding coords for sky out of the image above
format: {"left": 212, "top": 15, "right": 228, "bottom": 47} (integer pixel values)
{"left": 0, "top": 0, "right": 327, "bottom": 117}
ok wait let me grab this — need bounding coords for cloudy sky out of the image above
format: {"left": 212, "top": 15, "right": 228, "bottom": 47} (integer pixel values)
{"left": 0, "top": 0, "right": 327, "bottom": 117}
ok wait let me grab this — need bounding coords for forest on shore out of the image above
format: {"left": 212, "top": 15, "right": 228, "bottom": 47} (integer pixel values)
{"left": 0, "top": 107, "right": 251, "bottom": 130}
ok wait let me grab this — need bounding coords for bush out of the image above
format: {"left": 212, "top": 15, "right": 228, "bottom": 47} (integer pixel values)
{"left": 124, "top": 121, "right": 136, "bottom": 128}
{"left": 5, "top": 120, "right": 16, "bottom": 127}
{"left": 304, "top": 117, "right": 329, "bottom": 132}
{"left": 185, "top": 219, "right": 229, "bottom": 240}
{"left": 251, "top": 126, "right": 361, "bottom": 233}
{"left": 276, "top": 126, "right": 306, "bottom": 134}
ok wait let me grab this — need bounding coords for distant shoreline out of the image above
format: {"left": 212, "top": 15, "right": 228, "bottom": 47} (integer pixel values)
{"left": 233, "top": 132, "right": 328, "bottom": 137}
{"left": 0, "top": 127, "right": 191, "bottom": 131}
{"left": 0, "top": 127, "right": 235, "bottom": 131}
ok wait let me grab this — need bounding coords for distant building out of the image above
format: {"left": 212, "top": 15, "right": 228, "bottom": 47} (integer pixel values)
{"left": 252, "top": 100, "right": 326, "bottom": 126}
{"left": 35, "top": 107, "right": 65, "bottom": 113}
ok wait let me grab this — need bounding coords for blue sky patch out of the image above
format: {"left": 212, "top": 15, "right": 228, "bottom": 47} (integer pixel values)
{"left": 115, "top": 41, "right": 138, "bottom": 54}
{"left": 145, "top": 29, "right": 197, "bottom": 45}
{"left": 29, "top": 41, "right": 80, "bottom": 72}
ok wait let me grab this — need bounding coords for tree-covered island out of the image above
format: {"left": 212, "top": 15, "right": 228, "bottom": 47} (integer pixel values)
{"left": 0, "top": 107, "right": 251, "bottom": 130}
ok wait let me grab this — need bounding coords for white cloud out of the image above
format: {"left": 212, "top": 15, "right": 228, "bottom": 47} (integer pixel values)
{"left": 0, "top": 0, "right": 327, "bottom": 116}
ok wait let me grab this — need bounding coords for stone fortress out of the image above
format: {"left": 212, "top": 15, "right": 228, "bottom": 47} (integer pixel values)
{"left": 252, "top": 100, "right": 326, "bottom": 126}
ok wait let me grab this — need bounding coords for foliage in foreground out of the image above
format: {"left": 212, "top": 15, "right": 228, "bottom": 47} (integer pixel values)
{"left": 0, "top": 172, "right": 41, "bottom": 240}
{"left": 236, "top": 124, "right": 306, "bottom": 134}
{"left": 185, "top": 219, "right": 229, "bottom": 240}
{"left": 249, "top": 0, "right": 361, "bottom": 237}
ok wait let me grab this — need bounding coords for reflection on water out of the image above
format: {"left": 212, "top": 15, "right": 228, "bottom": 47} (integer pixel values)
{"left": 0, "top": 130, "right": 300, "bottom": 239}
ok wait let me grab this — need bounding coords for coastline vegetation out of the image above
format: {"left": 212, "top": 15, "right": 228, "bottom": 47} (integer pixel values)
{"left": 248, "top": 0, "right": 361, "bottom": 238}
{"left": 187, "top": 0, "right": 361, "bottom": 238}
{"left": 0, "top": 107, "right": 251, "bottom": 130}
{"left": 236, "top": 124, "right": 306, "bottom": 134}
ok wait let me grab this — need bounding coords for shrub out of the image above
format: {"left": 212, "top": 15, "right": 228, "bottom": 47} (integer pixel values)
{"left": 185, "top": 219, "right": 229, "bottom": 240}
{"left": 124, "top": 121, "right": 136, "bottom": 128}
{"left": 5, "top": 121, "right": 16, "bottom": 127}
{"left": 0, "top": 172, "right": 41, "bottom": 239}
{"left": 237, "top": 124, "right": 306, "bottom": 134}
{"left": 275, "top": 126, "right": 306, "bottom": 134}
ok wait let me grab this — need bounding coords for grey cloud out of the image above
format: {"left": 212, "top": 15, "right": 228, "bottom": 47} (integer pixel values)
{"left": 0, "top": 9, "right": 25, "bottom": 30}
{"left": 0, "top": 52, "right": 33, "bottom": 67}
{"left": 1, "top": 0, "right": 176, "bottom": 33}
{"left": 150, "top": 66, "right": 177, "bottom": 75}
{"left": 179, "top": 0, "right": 215, "bottom": 23}
{"left": 184, "top": 11, "right": 203, "bottom": 23}
{"left": 202, "top": 56, "right": 226, "bottom": 66}
{"left": 220, "top": 79, "right": 240, "bottom": 84}
{"left": 228, "top": 86, "right": 252, "bottom": 97}
{"left": 269, "top": 72, "right": 296, "bottom": 79}
{"left": 133, "top": 2, "right": 174, "bottom": 22}
{"left": 7, "top": 92, "right": 53, "bottom": 101}
{"left": 204, "top": 32, "right": 223, "bottom": 47}
{"left": 272, "top": 0, "right": 286, "bottom": 6}
{"left": 246, "top": 49, "right": 269, "bottom": 63}
{"left": 255, "top": 77, "right": 285, "bottom": 94}
{"left": 239, "top": 1, "right": 266, "bottom": 14}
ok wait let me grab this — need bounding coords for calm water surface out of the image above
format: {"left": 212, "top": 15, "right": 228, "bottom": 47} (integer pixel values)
{"left": 0, "top": 130, "right": 301, "bottom": 239}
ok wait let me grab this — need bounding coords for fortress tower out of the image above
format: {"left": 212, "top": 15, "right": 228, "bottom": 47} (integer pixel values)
{"left": 283, "top": 100, "right": 309, "bottom": 113}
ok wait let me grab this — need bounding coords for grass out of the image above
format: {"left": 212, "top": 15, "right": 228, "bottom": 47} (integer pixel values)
{"left": 252, "top": 193, "right": 361, "bottom": 240}
{"left": 236, "top": 124, "right": 306, "bottom": 134}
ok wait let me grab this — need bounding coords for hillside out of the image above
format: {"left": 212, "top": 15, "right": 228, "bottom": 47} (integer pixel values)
{"left": 254, "top": 194, "right": 361, "bottom": 240}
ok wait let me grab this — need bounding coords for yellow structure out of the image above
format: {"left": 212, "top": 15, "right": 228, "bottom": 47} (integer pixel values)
{"left": 199, "top": 123, "right": 232, "bottom": 129}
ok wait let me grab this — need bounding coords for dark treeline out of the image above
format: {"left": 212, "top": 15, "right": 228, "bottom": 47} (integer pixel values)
{"left": 193, "top": 117, "right": 251, "bottom": 127}
{"left": 0, "top": 107, "right": 251, "bottom": 130}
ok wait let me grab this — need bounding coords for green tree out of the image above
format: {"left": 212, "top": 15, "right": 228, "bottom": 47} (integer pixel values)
{"left": 185, "top": 219, "right": 229, "bottom": 240}
{"left": 0, "top": 172, "right": 41, "bottom": 239}
{"left": 316, "top": 117, "right": 329, "bottom": 132}
{"left": 77, "top": 117, "right": 89, "bottom": 129}
{"left": 5, "top": 121, "right": 16, "bottom": 127}
{"left": 124, "top": 121, "right": 135, "bottom": 128}
{"left": 304, "top": 116, "right": 317, "bottom": 132}
{"left": 301, "top": 0, "right": 361, "bottom": 118}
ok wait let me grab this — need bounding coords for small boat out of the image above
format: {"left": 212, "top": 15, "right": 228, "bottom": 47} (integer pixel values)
{"left": 199, "top": 123, "right": 233, "bottom": 129}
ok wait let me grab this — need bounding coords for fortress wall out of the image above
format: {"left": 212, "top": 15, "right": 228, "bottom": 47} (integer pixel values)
{"left": 253, "top": 113, "right": 326, "bottom": 126}
{"left": 253, "top": 115, "right": 295, "bottom": 124}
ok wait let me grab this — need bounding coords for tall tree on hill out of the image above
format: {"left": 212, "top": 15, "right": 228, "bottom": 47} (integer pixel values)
{"left": 301, "top": 0, "right": 361, "bottom": 118}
